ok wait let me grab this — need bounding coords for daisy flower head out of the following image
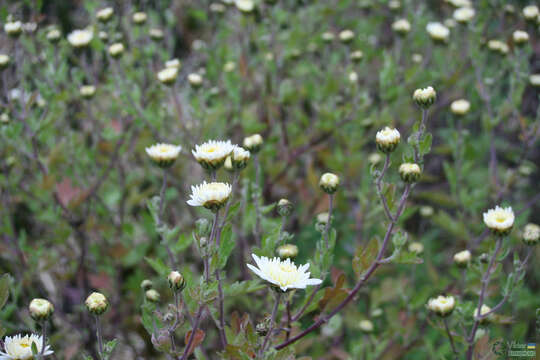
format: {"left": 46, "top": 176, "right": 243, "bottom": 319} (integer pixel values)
{"left": 192, "top": 140, "right": 235, "bottom": 170}
{"left": 319, "top": 172, "right": 340, "bottom": 194}
{"left": 453, "top": 250, "right": 471, "bottom": 267}
{"left": 230, "top": 146, "right": 250, "bottom": 170}
{"left": 483, "top": 205, "right": 514, "bottom": 236}
{"left": 413, "top": 86, "right": 436, "bottom": 108}
{"left": 28, "top": 298, "right": 54, "bottom": 321}
{"left": 145, "top": 143, "right": 182, "bottom": 168}
{"left": 522, "top": 223, "right": 540, "bottom": 246}
{"left": 426, "top": 22, "right": 450, "bottom": 43}
{"left": 427, "top": 295, "right": 455, "bottom": 317}
{"left": 187, "top": 181, "right": 232, "bottom": 212}
{"left": 243, "top": 134, "right": 263, "bottom": 153}
{"left": 376, "top": 126, "right": 400, "bottom": 153}
{"left": 1, "top": 334, "right": 53, "bottom": 359}
{"left": 247, "top": 254, "right": 322, "bottom": 292}
{"left": 67, "top": 29, "right": 93, "bottom": 48}
{"left": 157, "top": 67, "right": 178, "bottom": 86}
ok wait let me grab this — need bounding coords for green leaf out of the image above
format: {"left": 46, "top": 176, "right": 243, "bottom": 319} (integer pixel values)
{"left": 419, "top": 132, "right": 432, "bottom": 156}
{"left": 352, "top": 237, "right": 379, "bottom": 277}
{"left": 218, "top": 224, "right": 235, "bottom": 269}
{"left": 225, "top": 280, "right": 265, "bottom": 297}
{"left": 0, "top": 274, "right": 10, "bottom": 310}
{"left": 175, "top": 233, "right": 194, "bottom": 253}
{"left": 394, "top": 251, "right": 424, "bottom": 264}
{"left": 144, "top": 257, "right": 169, "bottom": 276}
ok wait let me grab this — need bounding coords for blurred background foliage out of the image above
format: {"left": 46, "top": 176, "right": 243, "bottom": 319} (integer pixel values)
{"left": 0, "top": 0, "right": 539, "bottom": 358}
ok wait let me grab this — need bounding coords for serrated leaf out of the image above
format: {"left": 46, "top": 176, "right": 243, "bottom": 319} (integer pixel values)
{"left": 175, "top": 233, "right": 194, "bottom": 253}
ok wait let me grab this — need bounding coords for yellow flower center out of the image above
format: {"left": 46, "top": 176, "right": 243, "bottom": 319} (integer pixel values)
{"left": 495, "top": 216, "right": 506, "bottom": 223}
{"left": 206, "top": 146, "right": 216, "bottom": 153}
{"left": 279, "top": 263, "right": 295, "bottom": 273}
{"left": 20, "top": 342, "right": 30, "bottom": 348}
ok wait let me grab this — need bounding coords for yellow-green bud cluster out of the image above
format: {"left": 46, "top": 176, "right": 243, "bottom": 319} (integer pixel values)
{"left": 85, "top": 292, "right": 109, "bottom": 315}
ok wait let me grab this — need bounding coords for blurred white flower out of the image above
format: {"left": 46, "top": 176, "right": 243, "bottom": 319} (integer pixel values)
{"left": 348, "top": 71, "right": 358, "bottom": 83}
{"left": 522, "top": 223, "right": 540, "bottom": 245}
{"left": 132, "top": 12, "right": 147, "bottom": 24}
{"left": 46, "top": 28, "right": 61, "bottom": 42}
{"left": 426, "top": 22, "right": 450, "bottom": 42}
{"left": 453, "top": 250, "right": 471, "bottom": 266}
{"left": 359, "top": 319, "right": 374, "bottom": 332}
{"left": 487, "top": 39, "right": 509, "bottom": 55}
{"left": 513, "top": 30, "right": 529, "bottom": 45}
{"left": 453, "top": 7, "right": 475, "bottom": 23}
{"left": 473, "top": 304, "right": 492, "bottom": 321}
{"left": 80, "top": 85, "right": 96, "bottom": 98}
{"left": 247, "top": 254, "right": 322, "bottom": 292}
{"left": 108, "top": 43, "right": 124, "bottom": 58}
{"left": 146, "top": 143, "right": 182, "bottom": 168}
{"left": 392, "top": 19, "right": 411, "bottom": 35}
{"left": 0, "top": 334, "right": 53, "bottom": 359}
{"left": 67, "top": 29, "right": 93, "bottom": 48}
{"left": 165, "top": 59, "right": 181, "bottom": 69}
{"left": 427, "top": 295, "right": 455, "bottom": 317}
{"left": 450, "top": 99, "right": 470, "bottom": 115}
{"left": 529, "top": 74, "right": 540, "bottom": 87}
{"left": 321, "top": 31, "right": 335, "bottom": 42}
{"left": 157, "top": 67, "right": 178, "bottom": 85}
{"left": 97, "top": 7, "right": 114, "bottom": 22}
{"left": 236, "top": 0, "right": 255, "bottom": 13}
{"left": 4, "top": 21, "right": 22, "bottom": 36}
{"left": 243, "top": 134, "right": 263, "bottom": 153}
{"left": 149, "top": 28, "right": 164, "bottom": 40}
{"left": 523, "top": 5, "right": 539, "bottom": 20}
{"left": 0, "top": 54, "right": 10, "bottom": 69}
{"left": 339, "top": 29, "right": 355, "bottom": 43}
{"left": 409, "top": 242, "right": 424, "bottom": 254}
{"left": 188, "top": 73, "right": 203, "bottom": 87}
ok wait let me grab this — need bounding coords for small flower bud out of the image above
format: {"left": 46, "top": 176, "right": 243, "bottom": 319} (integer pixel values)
{"left": 350, "top": 50, "right": 363, "bottom": 63}
{"left": 276, "top": 244, "right": 298, "bottom": 259}
{"left": 408, "top": 242, "right": 424, "bottom": 254}
{"left": 188, "top": 73, "right": 203, "bottom": 88}
{"left": 413, "top": 86, "right": 436, "bottom": 108}
{"left": 132, "top": 12, "right": 147, "bottom": 25}
{"left": 243, "top": 134, "right": 263, "bottom": 153}
{"left": 165, "top": 59, "right": 181, "bottom": 69}
{"left": 513, "top": 30, "right": 529, "bottom": 47}
{"left": 46, "top": 29, "right": 61, "bottom": 43}
{"left": 149, "top": 28, "right": 164, "bottom": 41}
{"left": 427, "top": 295, "right": 455, "bottom": 317}
{"left": 277, "top": 199, "right": 293, "bottom": 217}
{"left": 140, "top": 279, "right": 153, "bottom": 291}
{"left": 0, "top": 54, "right": 10, "bottom": 70}
{"left": 473, "top": 304, "right": 492, "bottom": 323}
{"left": 80, "top": 85, "right": 96, "bottom": 99}
{"left": 479, "top": 253, "right": 489, "bottom": 264}
{"left": 85, "top": 292, "right": 109, "bottom": 315}
{"left": 426, "top": 22, "right": 450, "bottom": 43}
{"left": 236, "top": 0, "right": 255, "bottom": 13}
{"left": 523, "top": 5, "right": 539, "bottom": 21}
{"left": 0, "top": 113, "right": 9, "bottom": 124}
{"left": 368, "top": 152, "right": 382, "bottom": 165}
{"left": 321, "top": 32, "right": 335, "bottom": 43}
{"left": 231, "top": 146, "right": 250, "bottom": 170}
{"left": 224, "top": 156, "right": 234, "bottom": 172}
{"left": 450, "top": 99, "right": 470, "bottom": 116}
{"left": 319, "top": 173, "right": 339, "bottom": 194}
{"left": 338, "top": 29, "right": 355, "bottom": 43}
{"left": 453, "top": 7, "right": 475, "bottom": 23}
{"left": 487, "top": 40, "right": 509, "bottom": 55}
{"left": 419, "top": 205, "right": 434, "bottom": 217}
{"left": 392, "top": 19, "right": 411, "bottom": 36}
{"left": 29, "top": 298, "right": 54, "bottom": 321}
{"left": 168, "top": 271, "right": 186, "bottom": 292}
{"left": 210, "top": 3, "right": 227, "bottom": 14}
{"left": 359, "top": 319, "right": 374, "bottom": 333}
{"left": 4, "top": 21, "right": 23, "bottom": 37}
{"left": 146, "top": 289, "right": 161, "bottom": 302}
{"left": 108, "top": 43, "right": 124, "bottom": 58}
{"left": 375, "top": 127, "right": 400, "bottom": 153}
{"left": 529, "top": 74, "right": 540, "bottom": 88}
{"left": 97, "top": 7, "right": 114, "bottom": 23}
{"left": 157, "top": 67, "right": 178, "bottom": 86}
{"left": 453, "top": 250, "right": 471, "bottom": 267}
{"left": 522, "top": 223, "right": 540, "bottom": 246}
{"left": 399, "top": 163, "right": 421, "bottom": 183}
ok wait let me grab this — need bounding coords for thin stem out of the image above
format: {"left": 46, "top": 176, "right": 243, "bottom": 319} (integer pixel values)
{"left": 204, "top": 211, "right": 219, "bottom": 283}
{"left": 95, "top": 315, "right": 104, "bottom": 360}
{"left": 168, "top": 291, "right": 180, "bottom": 353}
{"left": 375, "top": 154, "right": 394, "bottom": 222}
{"left": 254, "top": 154, "right": 262, "bottom": 245}
{"left": 215, "top": 270, "right": 227, "bottom": 348}
{"left": 285, "top": 300, "right": 292, "bottom": 341}
{"left": 324, "top": 194, "right": 334, "bottom": 249}
{"left": 260, "top": 291, "right": 282, "bottom": 356}
{"left": 443, "top": 317, "right": 458, "bottom": 357}
{"left": 38, "top": 321, "right": 47, "bottom": 359}
{"left": 291, "top": 284, "right": 321, "bottom": 321}
{"left": 180, "top": 306, "right": 204, "bottom": 360}
{"left": 466, "top": 237, "right": 502, "bottom": 359}
{"left": 158, "top": 170, "right": 176, "bottom": 268}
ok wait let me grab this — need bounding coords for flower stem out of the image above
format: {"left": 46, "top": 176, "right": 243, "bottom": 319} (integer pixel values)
{"left": 260, "top": 291, "right": 282, "bottom": 356}
{"left": 254, "top": 154, "right": 262, "bottom": 245}
{"left": 38, "top": 321, "right": 47, "bottom": 360}
{"left": 443, "top": 317, "right": 458, "bottom": 357}
{"left": 95, "top": 315, "right": 104, "bottom": 360}
{"left": 324, "top": 194, "right": 334, "bottom": 249}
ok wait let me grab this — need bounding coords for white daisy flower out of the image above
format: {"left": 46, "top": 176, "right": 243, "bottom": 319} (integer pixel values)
{"left": 523, "top": 5, "right": 539, "bottom": 20}
{"left": 230, "top": 146, "right": 250, "bottom": 170}
{"left": 247, "top": 254, "right": 322, "bottom": 292}
{"left": 453, "top": 7, "right": 475, "bottom": 23}
{"left": 453, "top": 250, "right": 471, "bottom": 267}
{"left": 235, "top": 0, "right": 255, "bottom": 13}
{"left": 483, "top": 205, "right": 514, "bottom": 236}
{"left": 426, "top": 22, "right": 450, "bottom": 43}
{"left": 376, "top": 127, "right": 400, "bottom": 153}
{"left": 67, "top": 29, "right": 93, "bottom": 48}
{"left": 392, "top": 19, "right": 411, "bottom": 35}
{"left": 450, "top": 99, "right": 470, "bottom": 115}
{"left": 4, "top": 21, "right": 22, "bottom": 36}
{"left": 187, "top": 181, "right": 232, "bottom": 212}
{"left": 427, "top": 295, "right": 455, "bottom": 317}
{"left": 157, "top": 67, "right": 178, "bottom": 85}
{"left": 192, "top": 140, "right": 235, "bottom": 169}
{"left": 145, "top": 143, "right": 182, "bottom": 168}
{"left": 0, "top": 334, "right": 53, "bottom": 360}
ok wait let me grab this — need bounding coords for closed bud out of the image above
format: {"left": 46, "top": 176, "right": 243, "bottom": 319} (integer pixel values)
{"left": 4, "top": 21, "right": 23, "bottom": 37}
{"left": 523, "top": 5, "right": 539, "bottom": 21}
{"left": 96, "top": 7, "right": 114, "bottom": 23}
{"left": 168, "top": 271, "right": 186, "bottom": 292}
{"left": 80, "top": 85, "right": 96, "bottom": 99}
{"left": 231, "top": 146, "right": 250, "bottom": 170}
{"left": 108, "top": 43, "right": 124, "bottom": 58}
{"left": 85, "top": 292, "right": 109, "bottom": 315}
{"left": 157, "top": 67, "right": 178, "bottom": 86}
{"left": 243, "top": 134, "right": 263, "bottom": 153}
{"left": 522, "top": 223, "right": 540, "bottom": 246}
{"left": 419, "top": 206, "right": 434, "bottom": 217}
{"left": 188, "top": 73, "right": 203, "bottom": 88}
{"left": 408, "top": 242, "right": 424, "bottom": 254}
{"left": 338, "top": 29, "right": 355, "bottom": 43}
{"left": 427, "top": 295, "right": 455, "bottom": 317}
{"left": 149, "top": 28, "right": 164, "bottom": 41}
{"left": 277, "top": 244, "right": 298, "bottom": 259}
{"left": 46, "top": 29, "right": 61, "bottom": 43}
{"left": 392, "top": 19, "right": 411, "bottom": 36}
{"left": 29, "top": 298, "right": 54, "bottom": 321}
{"left": 473, "top": 304, "right": 492, "bottom": 323}
{"left": 450, "top": 99, "right": 470, "bottom": 116}
{"left": 399, "top": 163, "right": 421, "bottom": 183}
{"left": 146, "top": 289, "right": 160, "bottom": 302}
{"left": 413, "top": 86, "right": 436, "bottom": 108}
{"left": 277, "top": 198, "right": 293, "bottom": 217}
{"left": 132, "top": 12, "right": 147, "bottom": 25}
{"left": 224, "top": 156, "right": 234, "bottom": 172}
{"left": 453, "top": 250, "right": 471, "bottom": 267}
{"left": 319, "top": 173, "right": 339, "bottom": 194}
{"left": 0, "top": 54, "right": 10, "bottom": 70}
{"left": 359, "top": 319, "right": 374, "bottom": 333}
{"left": 513, "top": 30, "right": 529, "bottom": 46}
{"left": 350, "top": 50, "right": 363, "bottom": 63}
{"left": 140, "top": 279, "right": 153, "bottom": 291}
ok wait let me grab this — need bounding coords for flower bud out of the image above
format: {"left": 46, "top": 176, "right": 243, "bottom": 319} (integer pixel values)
{"left": 453, "top": 7, "right": 475, "bottom": 23}
{"left": 0, "top": 54, "right": 10, "bottom": 70}
{"left": 350, "top": 50, "right": 363, "bottom": 63}
{"left": 97, "top": 7, "right": 114, "bottom": 23}
{"left": 0, "top": 113, "right": 9, "bottom": 124}
{"left": 108, "top": 43, "right": 124, "bottom": 58}
{"left": 46, "top": 29, "right": 61, "bottom": 43}
{"left": 523, "top": 5, "right": 539, "bottom": 21}
{"left": 487, "top": 39, "right": 509, "bottom": 55}
{"left": 348, "top": 72, "right": 358, "bottom": 84}
{"left": 427, "top": 295, "right": 455, "bottom": 317}
{"left": 29, "top": 298, "right": 54, "bottom": 321}
{"left": 392, "top": 19, "right": 411, "bottom": 36}
{"left": 319, "top": 173, "right": 339, "bottom": 194}
{"left": 413, "top": 86, "right": 436, "bottom": 108}
{"left": 453, "top": 250, "right": 471, "bottom": 267}
{"left": 359, "top": 319, "right": 374, "bottom": 333}
{"left": 368, "top": 152, "right": 382, "bottom": 165}
{"left": 188, "top": 73, "right": 203, "bottom": 88}
{"left": 149, "top": 28, "right": 164, "bottom": 41}
{"left": 4, "top": 21, "right": 23, "bottom": 37}
{"left": 140, "top": 279, "right": 153, "bottom": 291}
{"left": 165, "top": 59, "right": 181, "bottom": 69}
{"left": 224, "top": 156, "right": 234, "bottom": 171}
{"left": 132, "top": 12, "right": 147, "bottom": 25}
{"left": 529, "top": 74, "right": 540, "bottom": 88}
{"left": 146, "top": 289, "right": 160, "bottom": 302}
{"left": 522, "top": 223, "right": 540, "bottom": 246}
{"left": 79, "top": 85, "right": 96, "bottom": 99}
{"left": 513, "top": 30, "right": 529, "bottom": 47}
{"left": 236, "top": 0, "right": 255, "bottom": 14}
{"left": 277, "top": 244, "right": 298, "bottom": 259}
{"left": 85, "top": 292, "right": 109, "bottom": 315}
{"left": 168, "top": 271, "right": 186, "bottom": 292}
{"left": 243, "top": 134, "right": 263, "bottom": 153}
{"left": 426, "top": 22, "right": 449, "bottom": 43}
{"left": 450, "top": 99, "right": 470, "bottom": 116}
{"left": 419, "top": 206, "right": 434, "bottom": 217}
{"left": 338, "top": 29, "right": 355, "bottom": 43}
{"left": 473, "top": 304, "right": 492, "bottom": 323}
{"left": 231, "top": 146, "right": 250, "bottom": 170}
{"left": 375, "top": 127, "right": 400, "bottom": 153}
{"left": 408, "top": 242, "right": 424, "bottom": 254}
{"left": 321, "top": 32, "right": 335, "bottom": 43}
{"left": 479, "top": 253, "right": 489, "bottom": 264}
{"left": 399, "top": 163, "right": 421, "bottom": 183}
{"left": 277, "top": 198, "right": 293, "bottom": 217}
{"left": 157, "top": 67, "right": 178, "bottom": 86}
